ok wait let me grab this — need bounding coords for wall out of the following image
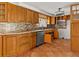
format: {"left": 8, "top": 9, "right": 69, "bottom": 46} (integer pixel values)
{"left": 58, "top": 20, "right": 70, "bottom": 39}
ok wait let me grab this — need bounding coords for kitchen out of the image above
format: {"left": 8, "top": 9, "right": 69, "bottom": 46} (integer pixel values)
{"left": 0, "top": 2, "right": 79, "bottom": 57}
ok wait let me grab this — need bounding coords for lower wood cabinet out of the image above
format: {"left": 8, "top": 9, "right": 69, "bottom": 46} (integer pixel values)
{"left": 0, "top": 33, "right": 36, "bottom": 56}
{"left": 0, "top": 36, "right": 2, "bottom": 56}
{"left": 31, "top": 32, "right": 36, "bottom": 48}
{"left": 71, "top": 22, "right": 79, "bottom": 52}
{"left": 44, "top": 34, "right": 52, "bottom": 43}
{"left": 44, "top": 30, "right": 53, "bottom": 43}
{"left": 16, "top": 33, "right": 33, "bottom": 56}
{"left": 71, "top": 36, "right": 79, "bottom": 52}
{"left": 3, "top": 35, "right": 17, "bottom": 56}
{"left": 71, "top": 23, "right": 79, "bottom": 36}
{"left": 44, "top": 29, "right": 58, "bottom": 43}
{"left": 54, "top": 29, "right": 59, "bottom": 39}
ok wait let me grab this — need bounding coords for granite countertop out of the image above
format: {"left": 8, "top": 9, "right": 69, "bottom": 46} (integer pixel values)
{"left": 0, "top": 28, "right": 53, "bottom": 35}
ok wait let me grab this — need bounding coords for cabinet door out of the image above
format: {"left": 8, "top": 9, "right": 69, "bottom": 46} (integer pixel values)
{"left": 32, "top": 32, "right": 36, "bottom": 48}
{"left": 7, "top": 3, "right": 17, "bottom": 22}
{"left": 71, "top": 4, "right": 79, "bottom": 53}
{"left": 18, "top": 7, "right": 25, "bottom": 22}
{"left": 72, "top": 36, "right": 79, "bottom": 52}
{"left": 51, "top": 17, "right": 55, "bottom": 24}
{"left": 54, "top": 29, "right": 59, "bottom": 39}
{"left": 44, "top": 34, "right": 52, "bottom": 43}
{"left": 71, "top": 22, "right": 79, "bottom": 52}
{"left": 24, "top": 8, "right": 27, "bottom": 22}
{"left": 27, "top": 9, "right": 33, "bottom": 23}
{"left": 71, "top": 23, "right": 79, "bottom": 36}
{"left": 3, "top": 35, "right": 17, "bottom": 56}
{"left": 0, "top": 36, "right": 2, "bottom": 56}
{"left": 16, "top": 34, "right": 32, "bottom": 56}
{"left": 7, "top": 3, "right": 26, "bottom": 22}
{"left": 27, "top": 33, "right": 32, "bottom": 49}
{"left": 35, "top": 12, "right": 39, "bottom": 23}
{"left": 0, "top": 2, "right": 8, "bottom": 22}
{"left": 33, "top": 12, "right": 39, "bottom": 24}
{"left": 16, "top": 6, "right": 24, "bottom": 22}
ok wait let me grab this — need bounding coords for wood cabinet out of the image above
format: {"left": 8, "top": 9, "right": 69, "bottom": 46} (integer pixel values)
{"left": 47, "top": 16, "right": 51, "bottom": 24}
{"left": 16, "top": 34, "right": 32, "bottom": 56}
{"left": 0, "top": 2, "right": 41, "bottom": 23}
{"left": 32, "top": 12, "right": 39, "bottom": 24}
{"left": 26, "top": 9, "right": 39, "bottom": 24}
{"left": 2, "top": 33, "right": 36, "bottom": 56}
{"left": 0, "top": 2, "right": 52, "bottom": 23}
{"left": 71, "top": 23, "right": 79, "bottom": 36}
{"left": 0, "top": 2, "right": 8, "bottom": 22}
{"left": 0, "top": 36, "right": 2, "bottom": 56}
{"left": 26, "top": 9, "right": 33, "bottom": 23}
{"left": 51, "top": 17, "right": 55, "bottom": 24}
{"left": 44, "top": 29, "right": 58, "bottom": 43}
{"left": 31, "top": 32, "right": 36, "bottom": 48}
{"left": 3, "top": 35, "right": 17, "bottom": 56}
{"left": 44, "top": 30, "right": 53, "bottom": 43}
{"left": 7, "top": 3, "right": 26, "bottom": 22}
{"left": 54, "top": 29, "right": 59, "bottom": 39}
{"left": 55, "top": 15, "right": 70, "bottom": 20}
{"left": 7, "top": 3, "right": 18, "bottom": 22}
{"left": 24, "top": 8, "right": 27, "bottom": 22}
{"left": 71, "top": 36, "right": 79, "bottom": 52}
{"left": 71, "top": 22, "right": 79, "bottom": 52}
{"left": 17, "top": 6, "right": 26, "bottom": 22}
{"left": 71, "top": 4, "right": 79, "bottom": 52}
{"left": 44, "top": 34, "right": 52, "bottom": 43}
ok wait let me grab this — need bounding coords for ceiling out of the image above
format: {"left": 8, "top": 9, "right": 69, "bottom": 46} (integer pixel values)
{"left": 11, "top": 2, "right": 79, "bottom": 16}
{"left": 22, "top": 2, "right": 78, "bottom": 15}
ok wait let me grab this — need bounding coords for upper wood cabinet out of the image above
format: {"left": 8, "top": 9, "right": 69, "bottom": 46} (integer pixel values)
{"left": 47, "top": 16, "right": 51, "bottom": 24}
{"left": 26, "top": 9, "right": 39, "bottom": 24}
{"left": 17, "top": 6, "right": 25, "bottom": 22}
{"left": 51, "top": 17, "right": 55, "bottom": 24}
{"left": 0, "top": 2, "right": 8, "bottom": 22}
{"left": 7, "top": 3, "right": 26, "bottom": 22}
{"left": 0, "top": 2, "right": 47, "bottom": 23}
{"left": 63, "top": 15, "right": 70, "bottom": 20}
{"left": 32, "top": 12, "right": 39, "bottom": 24}
{"left": 26, "top": 9, "right": 33, "bottom": 23}
{"left": 55, "top": 15, "right": 70, "bottom": 20}
{"left": 0, "top": 2, "right": 27, "bottom": 22}
{"left": 7, "top": 3, "right": 17, "bottom": 22}
{"left": 24, "top": 8, "right": 27, "bottom": 22}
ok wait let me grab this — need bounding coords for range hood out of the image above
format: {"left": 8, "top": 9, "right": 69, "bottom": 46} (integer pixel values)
{"left": 55, "top": 8, "right": 65, "bottom": 16}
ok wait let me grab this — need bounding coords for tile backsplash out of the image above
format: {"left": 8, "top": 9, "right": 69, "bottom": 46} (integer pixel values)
{"left": 0, "top": 23, "right": 37, "bottom": 33}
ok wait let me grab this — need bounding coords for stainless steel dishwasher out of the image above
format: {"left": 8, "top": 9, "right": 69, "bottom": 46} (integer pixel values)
{"left": 36, "top": 31, "right": 44, "bottom": 46}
